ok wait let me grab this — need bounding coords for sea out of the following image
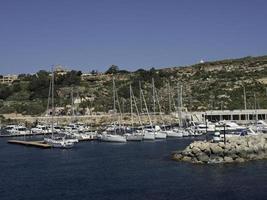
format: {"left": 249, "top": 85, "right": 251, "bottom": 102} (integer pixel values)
{"left": 0, "top": 136, "right": 266, "bottom": 200}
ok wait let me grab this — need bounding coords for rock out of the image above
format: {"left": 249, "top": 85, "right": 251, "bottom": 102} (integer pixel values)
{"left": 172, "top": 153, "right": 183, "bottom": 161}
{"left": 218, "top": 142, "right": 226, "bottom": 148}
{"left": 192, "top": 147, "right": 201, "bottom": 155}
{"left": 235, "top": 158, "right": 245, "bottom": 163}
{"left": 209, "top": 156, "right": 224, "bottom": 164}
{"left": 182, "top": 156, "right": 192, "bottom": 162}
{"left": 224, "top": 156, "right": 234, "bottom": 163}
{"left": 172, "top": 135, "right": 267, "bottom": 164}
{"left": 210, "top": 145, "right": 223, "bottom": 155}
{"left": 199, "top": 143, "right": 210, "bottom": 151}
{"left": 197, "top": 153, "right": 209, "bottom": 163}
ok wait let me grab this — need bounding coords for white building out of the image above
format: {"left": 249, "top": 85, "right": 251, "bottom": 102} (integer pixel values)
{"left": 190, "top": 109, "right": 267, "bottom": 124}
{"left": 0, "top": 74, "right": 18, "bottom": 84}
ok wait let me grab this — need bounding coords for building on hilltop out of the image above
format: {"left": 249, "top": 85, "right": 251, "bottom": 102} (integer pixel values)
{"left": 0, "top": 74, "right": 18, "bottom": 84}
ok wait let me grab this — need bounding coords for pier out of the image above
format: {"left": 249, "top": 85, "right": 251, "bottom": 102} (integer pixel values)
{"left": 8, "top": 140, "right": 52, "bottom": 148}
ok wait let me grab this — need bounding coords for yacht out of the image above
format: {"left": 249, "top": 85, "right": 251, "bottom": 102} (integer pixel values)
{"left": 31, "top": 125, "right": 50, "bottom": 134}
{"left": 215, "top": 121, "right": 246, "bottom": 132}
{"left": 4, "top": 125, "right": 31, "bottom": 136}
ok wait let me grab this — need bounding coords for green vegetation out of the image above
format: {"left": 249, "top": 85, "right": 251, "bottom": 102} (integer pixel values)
{"left": 1, "top": 55, "right": 267, "bottom": 115}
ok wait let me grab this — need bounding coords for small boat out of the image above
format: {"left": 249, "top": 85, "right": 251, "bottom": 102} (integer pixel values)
{"left": 44, "top": 136, "right": 74, "bottom": 148}
{"left": 100, "top": 132, "right": 127, "bottom": 143}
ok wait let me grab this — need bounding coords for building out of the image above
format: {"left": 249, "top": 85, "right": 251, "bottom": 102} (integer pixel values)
{"left": 0, "top": 74, "right": 18, "bottom": 84}
{"left": 190, "top": 109, "right": 267, "bottom": 124}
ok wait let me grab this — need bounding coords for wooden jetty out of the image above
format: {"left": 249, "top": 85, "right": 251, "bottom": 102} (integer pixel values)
{"left": 8, "top": 140, "right": 52, "bottom": 148}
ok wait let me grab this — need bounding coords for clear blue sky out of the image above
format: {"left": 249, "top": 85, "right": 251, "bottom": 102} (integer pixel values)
{"left": 1, "top": 0, "right": 267, "bottom": 74}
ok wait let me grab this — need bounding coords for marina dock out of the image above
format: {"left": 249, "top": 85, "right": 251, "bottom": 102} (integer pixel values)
{"left": 8, "top": 140, "right": 52, "bottom": 148}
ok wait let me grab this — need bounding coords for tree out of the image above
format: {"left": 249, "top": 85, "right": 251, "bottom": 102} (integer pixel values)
{"left": 105, "top": 65, "right": 119, "bottom": 74}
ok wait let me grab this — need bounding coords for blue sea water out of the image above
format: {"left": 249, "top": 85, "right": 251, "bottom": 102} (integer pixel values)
{"left": 0, "top": 137, "right": 266, "bottom": 200}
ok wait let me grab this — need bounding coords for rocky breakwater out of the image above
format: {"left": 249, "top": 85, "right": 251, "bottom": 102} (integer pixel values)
{"left": 172, "top": 135, "right": 267, "bottom": 164}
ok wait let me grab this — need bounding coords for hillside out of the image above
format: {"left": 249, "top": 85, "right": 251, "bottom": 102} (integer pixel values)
{"left": 1, "top": 55, "right": 267, "bottom": 116}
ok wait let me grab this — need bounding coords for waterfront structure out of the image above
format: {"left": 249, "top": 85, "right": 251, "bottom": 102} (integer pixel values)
{"left": 190, "top": 109, "right": 267, "bottom": 123}
{"left": 0, "top": 74, "right": 18, "bottom": 84}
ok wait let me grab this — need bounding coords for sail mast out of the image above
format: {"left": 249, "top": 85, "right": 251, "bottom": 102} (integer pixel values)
{"left": 130, "top": 85, "right": 133, "bottom": 128}
{"left": 51, "top": 67, "right": 55, "bottom": 138}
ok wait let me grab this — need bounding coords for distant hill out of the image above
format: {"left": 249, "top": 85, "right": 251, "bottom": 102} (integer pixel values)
{"left": 1, "top": 55, "right": 267, "bottom": 115}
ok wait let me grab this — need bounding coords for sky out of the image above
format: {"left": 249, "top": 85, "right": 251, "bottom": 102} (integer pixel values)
{"left": 1, "top": 0, "right": 267, "bottom": 74}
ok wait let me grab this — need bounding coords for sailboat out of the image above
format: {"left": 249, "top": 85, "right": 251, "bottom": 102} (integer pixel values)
{"left": 100, "top": 78, "right": 127, "bottom": 143}
{"left": 125, "top": 85, "right": 143, "bottom": 141}
{"left": 151, "top": 78, "right": 166, "bottom": 139}
{"left": 44, "top": 68, "right": 75, "bottom": 148}
{"left": 139, "top": 82, "right": 155, "bottom": 140}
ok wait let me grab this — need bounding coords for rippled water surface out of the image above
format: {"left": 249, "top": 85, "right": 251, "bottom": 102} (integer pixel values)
{"left": 0, "top": 137, "right": 266, "bottom": 200}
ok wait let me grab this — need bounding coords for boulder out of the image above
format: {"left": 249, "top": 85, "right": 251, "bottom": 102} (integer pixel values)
{"left": 182, "top": 156, "right": 192, "bottom": 162}
{"left": 192, "top": 147, "right": 201, "bottom": 155}
{"left": 210, "top": 145, "right": 223, "bottom": 155}
{"left": 224, "top": 156, "right": 234, "bottom": 163}
{"left": 197, "top": 153, "right": 209, "bottom": 163}
{"left": 172, "top": 153, "right": 183, "bottom": 161}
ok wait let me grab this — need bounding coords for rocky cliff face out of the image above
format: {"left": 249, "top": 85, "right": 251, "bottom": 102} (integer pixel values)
{"left": 172, "top": 135, "right": 267, "bottom": 164}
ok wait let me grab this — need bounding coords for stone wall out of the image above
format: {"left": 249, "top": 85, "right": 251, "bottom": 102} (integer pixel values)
{"left": 172, "top": 135, "right": 267, "bottom": 164}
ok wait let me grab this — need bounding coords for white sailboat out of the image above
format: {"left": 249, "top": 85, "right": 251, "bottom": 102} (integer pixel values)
{"left": 151, "top": 78, "right": 166, "bottom": 139}
{"left": 44, "top": 68, "right": 75, "bottom": 148}
{"left": 139, "top": 82, "right": 155, "bottom": 140}
{"left": 100, "top": 78, "right": 127, "bottom": 143}
{"left": 125, "top": 85, "right": 143, "bottom": 141}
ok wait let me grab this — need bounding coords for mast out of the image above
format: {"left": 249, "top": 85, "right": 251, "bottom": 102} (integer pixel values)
{"left": 130, "top": 85, "right": 133, "bottom": 128}
{"left": 113, "top": 77, "right": 116, "bottom": 113}
{"left": 152, "top": 78, "right": 156, "bottom": 116}
{"left": 140, "top": 87, "right": 153, "bottom": 127}
{"left": 180, "top": 85, "right": 183, "bottom": 109}
{"left": 154, "top": 84, "right": 166, "bottom": 130}
{"left": 46, "top": 77, "right": 52, "bottom": 116}
{"left": 168, "top": 82, "right": 172, "bottom": 114}
{"left": 139, "top": 81, "right": 142, "bottom": 113}
{"left": 71, "top": 86, "right": 75, "bottom": 122}
{"left": 51, "top": 67, "right": 55, "bottom": 138}
{"left": 177, "top": 83, "right": 181, "bottom": 127}
{"left": 112, "top": 77, "right": 117, "bottom": 134}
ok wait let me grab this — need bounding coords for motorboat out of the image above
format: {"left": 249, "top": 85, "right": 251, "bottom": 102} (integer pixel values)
{"left": 44, "top": 136, "right": 74, "bottom": 148}
{"left": 4, "top": 125, "right": 31, "bottom": 136}
{"left": 215, "top": 121, "right": 246, "bottom": 132}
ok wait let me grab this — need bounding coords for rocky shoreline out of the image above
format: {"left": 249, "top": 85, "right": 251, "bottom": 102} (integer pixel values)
{"left": 172, "top": 135, "right": 267, "bottom": 164}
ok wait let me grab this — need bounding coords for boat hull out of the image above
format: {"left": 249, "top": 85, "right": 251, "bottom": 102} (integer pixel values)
{"left": 100, "top": 134, "right": 127, "bottom": 143}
